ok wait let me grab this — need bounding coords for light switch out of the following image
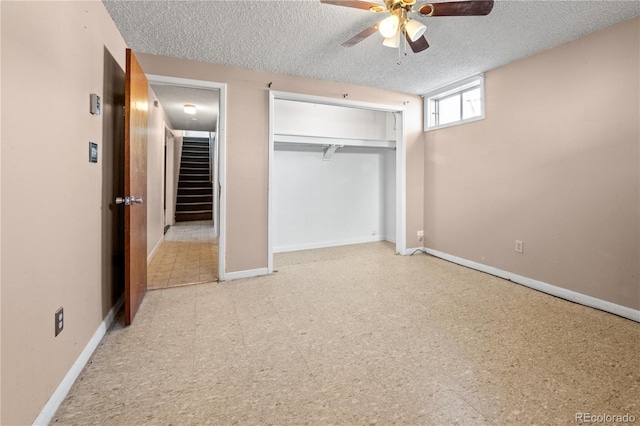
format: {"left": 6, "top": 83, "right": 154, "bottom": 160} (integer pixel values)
{"left": 90, "top": 93, "right": 101, "bottom": 115}
{"left": 89, "top": 142, "right": 98, "bottom": 163}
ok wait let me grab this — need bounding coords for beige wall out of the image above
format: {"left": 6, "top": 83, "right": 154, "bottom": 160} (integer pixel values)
{"left": 0, "top": 1, "right": 128, "bottom": 424}
{"left": 136, "top": 54, "right": 425, "bottom": 273}
{"left": 424, "top": 17, "right": 640, "bottom": 310}
{"left": 147, "top": 88, "right": 174, "bottom": 260}
{"left": 3, "top": 1, "right": 634, "bottom": 424}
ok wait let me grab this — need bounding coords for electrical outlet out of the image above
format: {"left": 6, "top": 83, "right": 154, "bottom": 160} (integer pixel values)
{"left": 417, "top": 230, "right": 424, "bottom": 242}
{"left": 515, "top": 240, "right": 524, "bottom": 253}
{"left": 55, "top": 307, "right": 64, "bottom": 337}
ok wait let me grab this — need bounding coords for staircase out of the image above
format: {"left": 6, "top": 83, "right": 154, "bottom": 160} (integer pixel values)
{"left": 176, "top": 137, "right": 213, "bottom": 222}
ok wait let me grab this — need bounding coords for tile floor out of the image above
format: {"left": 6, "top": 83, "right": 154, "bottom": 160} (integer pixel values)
{"left": 53, "top": 242, "right": 639, "bottom": 425}
{"left": 147, "top": 221, "right": 218, "bottom": 289}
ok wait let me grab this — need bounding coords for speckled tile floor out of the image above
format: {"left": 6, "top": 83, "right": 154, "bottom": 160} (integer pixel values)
{"left": 147, "top": 221, "right": 218, "bottom": 289}
{"left": 53, "top": 242, "right": 639, "bottom": 425}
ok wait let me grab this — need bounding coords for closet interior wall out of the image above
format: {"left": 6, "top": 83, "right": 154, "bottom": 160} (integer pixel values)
{"left": 273, "top": 100, "right": 397, "bottom": 253}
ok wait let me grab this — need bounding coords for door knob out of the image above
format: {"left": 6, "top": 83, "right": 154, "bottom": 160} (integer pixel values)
{"left": 115, "top": 196, "right": 143, "bottom": 205}
{"left": 115, "top": 196, "right": 131, "bottom": 205}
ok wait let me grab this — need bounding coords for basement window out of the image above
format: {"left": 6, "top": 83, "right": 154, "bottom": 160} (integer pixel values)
{"left": 424, "top": 75, "right": 485, "bottom": 131}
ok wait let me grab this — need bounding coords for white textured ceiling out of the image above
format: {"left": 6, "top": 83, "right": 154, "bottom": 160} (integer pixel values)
{"left": 104, "top": 0, "right": 638, "bottom": 96}
{"left": 150, "top": 83, "right": 219, "bottom": 131}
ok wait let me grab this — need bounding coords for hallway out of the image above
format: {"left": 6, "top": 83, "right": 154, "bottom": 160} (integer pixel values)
{"left": 147, "top": 221, "right": 218, "bottom": 289}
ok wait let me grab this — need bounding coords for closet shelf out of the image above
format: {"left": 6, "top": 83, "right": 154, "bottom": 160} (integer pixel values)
{"left": 273, "top": 133, "right": 396, "bottom": 149}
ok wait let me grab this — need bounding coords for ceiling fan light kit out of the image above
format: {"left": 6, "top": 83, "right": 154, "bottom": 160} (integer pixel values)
{"left": 383, "top": 31, "right": 401, "bottom": 48}
{"left": 379, "top": 14, "right": 400, "bottom": 38}
{"left": 404, "top": 19, "right": 426, "bottom": 42}
{"left": 321, "top": 0, "right": 494, "bottom": 53}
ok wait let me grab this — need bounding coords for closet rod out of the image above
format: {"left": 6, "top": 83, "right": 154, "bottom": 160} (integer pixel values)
{"left": 273, "top": 133, "right": 396, "bottom": 149}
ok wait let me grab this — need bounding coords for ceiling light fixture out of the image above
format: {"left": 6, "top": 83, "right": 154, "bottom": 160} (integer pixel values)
{"left": 383, "top": 31, "right": 400, "bottom": 48}
{"left": 183, "top": 104, "right": 196, "bottom": 114}
{"left": 404, "top": 19, "right": 426, "bottom": 42}
{"left": 379, "top": 10, "right": 426, "bottom": 49}
{"left": 379, "top": 14, "right": 400, "bottom": 38}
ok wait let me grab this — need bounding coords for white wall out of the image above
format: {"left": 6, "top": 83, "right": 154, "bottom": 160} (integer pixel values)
{"left": 147, "top": 88, "right": 173, "bottom": 260}
{"left": 273, "top": 148, "right": 395, "bottom": 252}
{"left": 384, "top": 150, "right": 397, "bottom": 243}
{"left": 275, "top": 99, "right": 395, "bottom": 140}
{"left": 169, "top": 134, "right": 183, "bottom": 226}
{"left": 273, "top": 99, "right": 396, "bottom": 252}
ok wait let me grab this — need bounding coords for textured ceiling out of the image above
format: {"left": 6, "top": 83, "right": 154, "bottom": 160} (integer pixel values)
{"left": 150, "top": 83, "right": 219, "bottom": 131}
{"left": 104, "top": 0, "right": 639, "bottom": 96}
{"left": 113, "top": 1, "right": 639, "bottom": 132}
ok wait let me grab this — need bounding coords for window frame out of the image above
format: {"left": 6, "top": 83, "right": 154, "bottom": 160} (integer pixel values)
{"left": 423, "top": 74, "right": 485, "bottom": 132}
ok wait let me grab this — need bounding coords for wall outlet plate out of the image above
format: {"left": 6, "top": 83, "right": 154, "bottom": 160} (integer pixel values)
{"left": 515, "top": 240, "right": 524, "bottom": 253}
{"left": 55, "top": 307, "right": 64, "bottom": 337}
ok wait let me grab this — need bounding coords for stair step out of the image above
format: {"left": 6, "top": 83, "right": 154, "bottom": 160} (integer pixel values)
{"left": 178, "top": 187, "right": 212, "bottom": 195}
{"left": 176, "top": 211, "right": 212, "bottom": 222}
{"left": 181, "top": 157, "right": 209, "bottom": 162}
{"left": 179, "top": 174, "right": 209, "bottom": 182}
{"left": 183, "top": 139, "right": 209, "bottom": 143}
{"left": 180, "top": 171, "right": 210, "bottom": 177}
{"left": 178, "top": 194, "right": 213, "bottom": 203}
{"left": 181, "top": 163, "right": 209, "bottom": 169}
{"left": 176, "top": 202, "right": 212, "bottom": 212}
{"left": 180, "top": 169, "right": 209, "bottom": 174}
{"left": 178, "top": 180, "right": 212, "bottom": 188}
{"left": 180, "top": 154, "right": 209, "bottom": 163}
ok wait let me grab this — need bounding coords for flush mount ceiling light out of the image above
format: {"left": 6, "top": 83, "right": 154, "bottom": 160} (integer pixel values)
{"left": 183, "top": 104, "right": 196, "bottom": 114}
{"left": 321, "top": 0, "right": 494, "bottom": 53}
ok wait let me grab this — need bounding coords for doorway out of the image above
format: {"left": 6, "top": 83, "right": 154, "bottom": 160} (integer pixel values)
{"left": 146, "top": 74, "right": 227, "bottom": 283}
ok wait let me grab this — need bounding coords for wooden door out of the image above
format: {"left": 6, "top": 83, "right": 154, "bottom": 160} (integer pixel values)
{"left": 124, "top": 49, "right": 148, "bottom": 325}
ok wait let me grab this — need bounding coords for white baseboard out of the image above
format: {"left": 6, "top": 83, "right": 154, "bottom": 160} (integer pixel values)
{"left": 223, "top": 267, "right": 269, "bottom": 281}
{"left": 421, "top": 247, "right": 640, "bottom": 323}
{"left": 33, "top": 296, "right": 124, "bottom": 425}
{"left": 274, "top": 235, "right": 387, "bottom": 253}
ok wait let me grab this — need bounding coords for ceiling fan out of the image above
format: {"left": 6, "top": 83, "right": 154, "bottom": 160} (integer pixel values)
{"left": 321, "top": 0, "right": 494, "bottom": 53}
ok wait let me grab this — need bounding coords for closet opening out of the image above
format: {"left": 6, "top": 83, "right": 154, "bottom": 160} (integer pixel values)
{"left": 268, "top": 92, "right": 406, "bottom": 273}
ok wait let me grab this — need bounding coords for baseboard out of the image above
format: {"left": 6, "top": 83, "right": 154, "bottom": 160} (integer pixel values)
{"left": 147, "top": 235, "right": 165, "bottom": 264}
{"left": 223, "top": 267, "right": 269, "bottom": 281}
{"left": 274, "top": 235, "right": 387, "bottom": 253}
{"left": 421, "top": 247, "right": 640, "bottom": 323}
{"left": 33, "top": 296, "right": 124, "bottom": 425}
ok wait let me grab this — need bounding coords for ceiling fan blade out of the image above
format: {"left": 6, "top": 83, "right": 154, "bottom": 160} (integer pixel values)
{"left": 320, "top": 0, "right": 386, "bottom": 12}
{"left": 342, "top": 24, "right": 379, "bottom": 47}
{"left": 418, "top": 1, "right": 494, "bottom": 16}
{"left": 405, "top": 33, "right": 430, "bottom": 53}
